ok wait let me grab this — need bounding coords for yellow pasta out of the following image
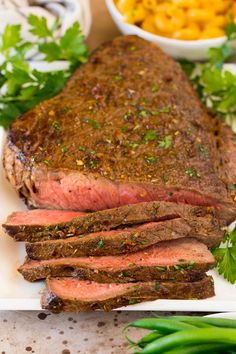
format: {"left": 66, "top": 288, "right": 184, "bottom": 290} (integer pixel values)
{"left": 142, "top": 0, "right": 157, "bottom": 11}
{"left": 115, "top": 0, "right": 235, "bottom": 40}
{"left": 141, "top": 15, "right": 157, "bottom": 34}
{"left": 187, "top": 8, "right": 215, "bottom": 23}
{"left": 173, "top": 23, "right": 200, "bottom": 40}
{"left": 200, "top": 27, "right": 225, "bottom": 39}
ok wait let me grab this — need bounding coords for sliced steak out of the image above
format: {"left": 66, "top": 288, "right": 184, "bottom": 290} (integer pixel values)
{"left": 25, "top": 217, "right": 223, "bottom": 261}
{"left": 4, "top": 36, "right": 236, "bottom": 211}
{"left": 41, "top": 275, "right": 215, "bottom": 312}
{"left": 19, "top": 238, "right": 215, "bottom": 282}
{"left": 3, "top": 201, "right": 232, "bottom": 243}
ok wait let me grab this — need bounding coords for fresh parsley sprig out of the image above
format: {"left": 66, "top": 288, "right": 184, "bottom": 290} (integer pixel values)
{"left": 180, "top": 23, "right": 236, "bottom": 131}
{"left": 212, "top": 226, "right": 236, "bottom": 284}
{"left": 0, "top": 15, "right": 88, "bottom": 128}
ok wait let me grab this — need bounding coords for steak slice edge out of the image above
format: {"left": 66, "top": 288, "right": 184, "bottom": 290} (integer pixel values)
{"left": 41, "top": 275, "right": 215, "bottom": 312}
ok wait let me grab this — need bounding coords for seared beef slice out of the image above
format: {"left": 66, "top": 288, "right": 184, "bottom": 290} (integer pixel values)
{"left": 24, "top": 216, "right": 223, "bottom": 260}
{"left": 41, "top": 275, "right": 214, "bottom": 312}
{"left": 3, "top": 201, "right": 231, "bottom": 243}
{"left": 19, "top": 238, "right": 215, "bottom": 282}
{"left": 4, "top": 36, "right": 236, "bottom": 211}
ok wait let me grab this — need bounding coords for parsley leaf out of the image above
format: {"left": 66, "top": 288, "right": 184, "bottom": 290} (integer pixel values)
{"left": 143, "top": 130, "right": 157, "bottom": 141}
{"left": 180, "top": 23, "right": 236, "bottom": 131}
{"left": 212, "top": 226, "right": 236, "bottom": 284}
{"left": 1, "top": 24, "right": 21, "bottom": 53}
{"left": 59, "top": 22, "right": 88, "bottom": 67}
{"left": 0, "top": 15, "right": 89, "bottom": 128}
{"left": 28, "top": 14, "right": 53, "bottom": 38}
{"left": 158, "top": 135, "right": 172, "bottom": 149}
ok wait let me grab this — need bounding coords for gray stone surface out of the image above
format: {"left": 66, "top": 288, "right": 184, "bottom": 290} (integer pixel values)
{"left": 0, "top": 311, "right": 152, "bottom": 354}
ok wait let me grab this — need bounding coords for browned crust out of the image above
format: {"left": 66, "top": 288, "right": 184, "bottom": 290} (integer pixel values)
{"left": 3, "top": 201, "right": 231, "bottom": 244}
{"left": 19, "top": 257, "right": 214, "bottom": 283}
{"left": 3, "top": 35, "right": 236, "bottom": 214}
{"left": 41, "top": 275, "right": 215, "bottom": 312}
{"left": 24, "top": 217, "right": 223, "bottom": 261}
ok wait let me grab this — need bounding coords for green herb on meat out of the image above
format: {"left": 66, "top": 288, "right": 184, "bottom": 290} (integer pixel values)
{"left": 185, "top": 167, "right": 201, "bottom": 178}
{"left": 0, "top": 16, "right": 88, "bottom": 128}
{"left": 82, "top": 118, "right": 101, "bottom": 129}
{"left": 128, "top": 298, "right": 137, "bottom": 305}
{"left": 162, "top": 175, "right": 169, "bottom": 183}
{"left": 120, "top": 126, "right": 128, "bottom": 133}
{"left": 151, "top": 84, "right": 159, "bottom": 93}
{"left": 139, "top": 110, "right": 147, "bottom": 118}
{"left": 96, "top": 240, "right": 105, "bottom": 249}
{"left": 115, "top": 74, "right": 122, "bottom": 81}
{"left": 145, "top": 155, "right": 157, "bottom": 164}
{"left": 143, "top": 130, "right": 157, "bottom": 142}
{"left": 159, "top": 106, "right": 171, "bottom": 113}
{"left": 158, "top": 135, "right": 172, "bottom": 149}
{"left": 52, "top": 120, "right": 60, "bottom": 130}
{"left": 227, "top": 183, "right": 236, "bottom": 190}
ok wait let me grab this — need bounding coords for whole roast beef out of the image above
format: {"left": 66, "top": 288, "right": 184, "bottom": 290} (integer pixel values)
{"left": 3, "top": 36, "right": 236, "bottom": 211}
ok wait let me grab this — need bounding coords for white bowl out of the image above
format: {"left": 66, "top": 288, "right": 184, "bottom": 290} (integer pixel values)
{"left": 106, "top": 0, "right": 226, "bottom": 61}
{"left": 206, "top": 313, "right": 236, "bottom": 320}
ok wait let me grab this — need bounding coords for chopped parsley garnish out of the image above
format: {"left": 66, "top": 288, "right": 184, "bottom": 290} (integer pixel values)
{"left": 120, "top": 126, "right": 128, "bottom": 133}
{"left": 82, "top": 118, "right": 101, "bottom": 129}
{"left": 227, "top": 183, "right": 236, "bottom": 190}
{"left": 129, "top": 263, "right": 137, "bottom": 268}
{"left": 115, "top": 74, "right": 122, "bottom": 81}
{"left": 52, "top": 120, "right": 60, "bottom": 130}
{"left": 151, "top": 84, "right": 159, "bottom": 93}
{"left": 60, "top": 106, "right": 70, "bottom": 113}
{"left": 159, "top": 106, "right": 171, "bottom": 113}
{"left": 198, "top": 144, "right": 209, "bottom": 158}
{"left": 128, "top": 298, "right": 136, "bottom": 305}
{"left": 129, "top": 142, "right": 139, "bottom": 149}
{"left": 139, "top": 110, "right": 147, "bottom": 118}
{"left": 162, "top": 175, "right": 169, "bottom": 183}
{"left": 143, "top": 130, "right": 157, "bottom": 142}
{"left": 96, "top": 240, "right": 105, "bottom": 248}
{"left": 155, "top": 266, "right": 165, "bottom": 272}
{"left": 124, "top": 112, "right": 132, "bottom": 121}
{"left": 212, "top": 226, "right": 236, "bottom": 284}
{"left": 61, "top": 146, "right": 68, "bottom": 155}
{"left": 43, "top": 159, "right": 49, "bottom": 165}
{"left": 185, "top": 167, "right": 201, "bottom": 178}
{"left": 145, "top": 155, "right": 157, "bottom": 164}
{"left": 158, "top": 135, "right": 172, "bottom": 149}
{"left": 89, "top": 159, "right": 98, "bottom": 169}
{"left": 78, "top": 145, "right": 86, "bottom": 151}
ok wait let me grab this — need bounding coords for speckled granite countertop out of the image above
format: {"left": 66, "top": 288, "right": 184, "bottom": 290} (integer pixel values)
{"left": 0, "top": 311, "right": 153, "bottom": 354}
{"left": 0, "top": 2, "right": 214, "bottom": 354}
{"left": 0, "top": 311, "right": 212, "bottom": 354}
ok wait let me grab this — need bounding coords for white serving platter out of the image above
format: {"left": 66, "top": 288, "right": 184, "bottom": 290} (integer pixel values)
{"left": 1, "top": 62, "right": 236, "bottom": 312}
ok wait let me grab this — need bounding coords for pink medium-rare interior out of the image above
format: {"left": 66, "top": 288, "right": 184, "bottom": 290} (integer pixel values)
{"left": 47, "top": 278, "right": 135, "bottom": 301}
{"left": 30, "top": 170, "right": 218, "bottom": 211}
{"left": 23, "top": 238, "right": 214, "bottom": 270}
{"left": 5, "top": 209, "right": 86, "bottom": 225}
